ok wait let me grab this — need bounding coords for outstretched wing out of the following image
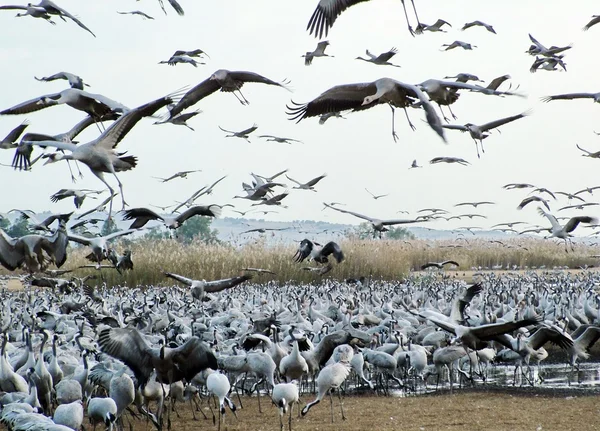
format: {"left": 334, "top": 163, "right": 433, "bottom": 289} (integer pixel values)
{"left": 95, "top": 94, "right": 175, "bottom": 150}
{"left": 0, "top": 230, "right": 22, "bottom": 270}
{"left": 321, "top": 241, "right": 344, "bottom": 263}
{"left": 564, "top": 216, "right": 597, "bottom": 233}
{"left": 306, "top": 0, "right": 371, "bottom": 39}
{"left": 38, "top": 0, "right": 96, "bottom": 37}
{"left": 176, "top": 205, "right": 222, "bottom": 224}
{"left": 293, "top": 239, "right": 313, "bottom": 262}
{"left": 322, "top": 202, "right": 374, "bottom": 222}
{"left": 97, "top": 327, "right": 154, "bottom": 385}
{"left": 2, "top": 121, "right": 29, "bottom": 144}
{"left": 204, "top": 274, "right": 253, "bottom": 293}
{"left": 164, "top": 271, "right": 195, "bottom": 287}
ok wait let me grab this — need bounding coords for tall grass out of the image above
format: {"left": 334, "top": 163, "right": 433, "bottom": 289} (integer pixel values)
{"left": 48, "top": 237, "right": 600, "bottom": 287}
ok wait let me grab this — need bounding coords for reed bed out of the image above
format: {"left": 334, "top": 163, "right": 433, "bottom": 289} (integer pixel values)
{"left": 51, "top": 236, "right": 600, "bottom": 287}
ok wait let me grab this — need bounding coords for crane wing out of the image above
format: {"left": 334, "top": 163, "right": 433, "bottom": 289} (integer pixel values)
{"left": 95, "top": 94, "right": 174, "bottom": 150}
{"left": 97, "top": 327, "right": 154, "bottom": 385}
{"left": 176, "top": 205, "right": 222, "bottom": 224}
{"left": 0, "top": 230, "right": 22, "bottom": 271}
{"left": 164, "top": 272, "right": 195, "bottom": 287}
{"left": 2, "top": 121, "right": 29, "bottom": 144}
{"left": 38, "top": 0, "right": 96, "bottom": 37}
{"left": 203, "top": 274, "right": 253, "bottom": 293}
{"left": 322, "top": 202, "right": 373, "bottom": 222}
{"left": 306, "top": 0, "right": 371, "bottom": 39}
{"left": 480, "top": 111, "right": 529, "bottom": 132}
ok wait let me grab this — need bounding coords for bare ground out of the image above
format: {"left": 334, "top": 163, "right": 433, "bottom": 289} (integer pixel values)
{"left": 129, "top": 389, "right": 600, "bottom": 431}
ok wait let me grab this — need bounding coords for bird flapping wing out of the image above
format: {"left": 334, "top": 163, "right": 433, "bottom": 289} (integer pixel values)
{"left": 322, "top": 202, "right": 373, "bottom": 222}
{"left": 537, "top": 207, "right": 561, "bottom": 231}
{"left": 176, "top": 205, "right": 222, "bottom": 224}
{"left": 95, "top": 95, "right": 174, "bottom": 150}
{"left": 167, "top": 77, "right": 221, "bottom": 120}
{"left": 122, "top": 207, "right": 164, "bottom": 229}
{"left": 564, "top": 216, "right": 597, "bottom": 233}
{"left": 480, "top": 111, "right": 530, "bottom": 132}
{"left": 38, "top": 0, "right": 96, "bottom": 37}
{"left": 306, "top": 0, "right": 371, "bottom": 39}
{"left": 471, "top": 317, "right": 542, "bottom": 340}
{"left": 293, "top": 239, "right": 313, "bottom": 262}
{"left": 527, "top": 325, "right": 573, "bottom": 350}
{"left": 441, "top": 124, "right": 469, "bottom": 132}
{"left": 0, "top": 230, "right": 22, "bottom": 270}
{"left": 97, "top": 327, "right": 154, "bottom": 385}
{"left": 2, "top": 121, "right": 29, "bottom": 144}
{"left": 0, "top": 92, "right": 62, "bottom": 115}
{"left": 321, "top": 241, "right": 344, "bottom": 263}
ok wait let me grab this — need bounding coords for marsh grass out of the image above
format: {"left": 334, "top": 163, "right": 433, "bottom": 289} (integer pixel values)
{"left": 45, "top": 236, "right": 600, "bottom": 287}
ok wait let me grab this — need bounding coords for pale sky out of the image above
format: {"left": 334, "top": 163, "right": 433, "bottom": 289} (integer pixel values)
{"left": 0, "top": 0, "right": 598, "bottom": 235}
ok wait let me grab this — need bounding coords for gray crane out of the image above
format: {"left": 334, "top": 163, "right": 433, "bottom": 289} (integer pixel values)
{"left": 219, "top": 124, "right": 258, "bottom": 142}
{"left": 287, "top": 77, "right": 446, "bottom": 142}
{"left": 13, "top": 93, "right": 176, "bottom": 217}
{"left": 355, "top": 47, "right": 401, "bottom": 67}
{"left": 34, "top": 71, "right": 89, "bottom": 90}
{"left": 323, "top": 202, "right": 424, "bottom": 237}
{"left": 461, "top": 20, "right": 496, "bottom": 34}
{"left": 538, "top": 207, "right": 597, "bottom": 251}
{"left": 442, "top": 110, "right": 531, "bottom": 157}
{"left": 117, "top": 10, "right": 155, "bottom": 20}
{"left": 430, "top": 156, "right": 470, "bottom": 166}
{"left": 164, "top": 69, "right": 291, "bottom": 120}
{"left": 441, "top": 40, "right": 476, "bottom": 51}
{"left": 306, "top": 0, "right": 422, "bottom": 38}
{"left": 122, "top": 205, "right": 221, "bottom": 229}
{"left": 285, "top": 173, "right": 327, "bottom": 191}
{"left": 303, "top": 41, "right": 334, "bottom": 66}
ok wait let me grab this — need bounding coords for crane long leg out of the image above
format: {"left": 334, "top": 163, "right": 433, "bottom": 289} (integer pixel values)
{"left": 93, "top": 171, "right": 116, "bottom": 219}
{"left": 400, "top": 0, "right": 415, "bottom": 36}
{"left": 389, "top": 105, "right": 398, "bottom": 142}
{"left": 403, "top": 107, "right": 416, "bottom": 131}
{"left": 233, "top": 88, "right": 250, "bottom": 105}
{"left": 410, "top": 0, "right": 422, "bottom": 32}
{"left": 472, "top": 139, "right": 481, "bottom": 159}
{"left": 447, "top": 104, "right": 458, "bottom": 120}
{"left": 109, "top": 170, "right": 127, "bottom": 210}
{"left": 437, "top": 104, "right": 451, "bottom": 123}
{"left": 337, "top": 389, "right": 346, "bottom": 421}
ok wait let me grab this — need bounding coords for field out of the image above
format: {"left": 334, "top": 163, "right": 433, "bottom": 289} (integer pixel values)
{"left": 18, "top": 236, "right": 600, "bottom": 286}
{"left": 132, "top": 390, "right": 600, "bottom": 431}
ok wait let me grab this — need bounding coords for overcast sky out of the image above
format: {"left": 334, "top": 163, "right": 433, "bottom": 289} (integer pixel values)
{"left": 0, "top": 0, "right": 598, "bottom": 235}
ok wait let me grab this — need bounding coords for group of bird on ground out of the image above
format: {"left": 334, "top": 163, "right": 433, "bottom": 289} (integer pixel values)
{"left": 0, "top": 269, "right": 598, "bottom": 431}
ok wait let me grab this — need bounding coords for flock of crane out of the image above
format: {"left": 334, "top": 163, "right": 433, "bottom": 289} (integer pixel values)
{"left": 0, "top": 0, "right": 600, "bottom": 430}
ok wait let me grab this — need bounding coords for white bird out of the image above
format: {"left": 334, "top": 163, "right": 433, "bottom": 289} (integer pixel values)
{"left": 87, "top": 397, "right": 117, "bottom": 431}
{"left": 301, "top": 360, "right": 351, "bottom": 422}
{"left": 53, "top": 400, "right": 83, "bottom": 430}
{"left": 537, "top": 207, "right": 598, "bottom": 251}
{"left": 441, "top": 40, "right": 477, "bottom": 50}
{"left": 206, "top": 371, "right": 237, "bottom": 430}
{"left": 272, "top": 382, "right": 299, "bottom": 431}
